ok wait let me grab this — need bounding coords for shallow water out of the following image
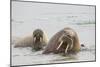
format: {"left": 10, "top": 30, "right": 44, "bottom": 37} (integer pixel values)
{"left": 11, "top": 45, "right": 95, "bottom": 66}
{"left": 11, "top": 24, "right": 95, "bottom": 66}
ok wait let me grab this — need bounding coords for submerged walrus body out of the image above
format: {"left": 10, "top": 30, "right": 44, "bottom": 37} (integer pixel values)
{"left": 14, "top": 29, "right": 48, "bottom": 51}
{"left": 43, "top": 27, "right": 80, "bottom": 54}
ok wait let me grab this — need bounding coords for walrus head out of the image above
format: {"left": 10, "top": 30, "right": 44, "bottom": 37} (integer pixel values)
{"left": 56, "top": 34, "right": 73, "bottom": 54}
{"left": 32, "top": 29, "right": 44, "bottom": 50}
{"left": 33, "top": 29, "right": 43, "bottom": 43}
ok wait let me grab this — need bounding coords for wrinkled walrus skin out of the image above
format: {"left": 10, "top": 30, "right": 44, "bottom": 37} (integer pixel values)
{"left": 14, "top": 29, "right": 48, "bottom": 51}
{"left": 43, "top": 27, "right": 80, "bottom": 54}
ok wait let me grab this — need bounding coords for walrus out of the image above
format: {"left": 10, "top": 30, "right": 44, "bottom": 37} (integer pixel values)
{"left": 14, "top": 29, "right": 48, "bottom": 51}
{"left": 43, "top": 27, "right": 80, "bottom": 54}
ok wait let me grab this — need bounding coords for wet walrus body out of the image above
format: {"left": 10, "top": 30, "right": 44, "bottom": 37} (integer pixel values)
{"left": 14, "top": 29, "right": 48, "bottom": 51}
{"left": 43, "top": 27, "right": 80, "bottom": 54}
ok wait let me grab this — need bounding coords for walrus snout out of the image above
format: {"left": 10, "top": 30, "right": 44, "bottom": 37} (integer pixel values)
{"left": 56, "top": 35, "right": 73, "bottom": 54}
{"left": 33, "top": 34, "right": 43, "bottom": 43}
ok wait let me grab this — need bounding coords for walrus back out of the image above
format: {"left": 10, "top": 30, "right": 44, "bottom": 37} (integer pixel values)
{"left": 14, "top": 35, "right": 33, "bottom": 47}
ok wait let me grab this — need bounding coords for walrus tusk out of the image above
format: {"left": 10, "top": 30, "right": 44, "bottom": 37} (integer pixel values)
{"left": 65, "top": 44, "right": 69, "bottom": 54}
{"left": 56, "top": 41, "right": 63, "bottom": 50}
{"left": 69, "top": 38, "right": 73, "bottom": 50}
{"left": 34, "top": 37, "right": 36, "bottom": 42}
{"left": 66, "top": 35, "right": 73, "bottom": 50}
{"left": 40, "top": 37, "right": 42, "bottom": 42}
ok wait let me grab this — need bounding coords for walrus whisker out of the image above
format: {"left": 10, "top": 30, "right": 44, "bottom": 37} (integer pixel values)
{"left": 65, "top": 44, "right": 69, "bottom": 54}
{"left": 40, "top": 37, "right": 42, "bottom": 42}
{"left": 56, "top": 41, "right": 63, "bottom": 50}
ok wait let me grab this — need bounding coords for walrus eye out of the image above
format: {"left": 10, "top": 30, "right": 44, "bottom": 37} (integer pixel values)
{"left": 33, "top": 34, "right": 36, "bottom": 37}
{"left": 67, "top": 35, "right": 71, "bottom": 38}
{"left": 67, "top": 35, "right": 70, "bottom": 37}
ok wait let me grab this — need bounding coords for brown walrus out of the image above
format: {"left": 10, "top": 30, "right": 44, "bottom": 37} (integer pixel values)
{"left": 14, "top": 29, "right": 48, "bottom": 51}
{"left": 43, "top": 27, "right": 80, "bottom": 54}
